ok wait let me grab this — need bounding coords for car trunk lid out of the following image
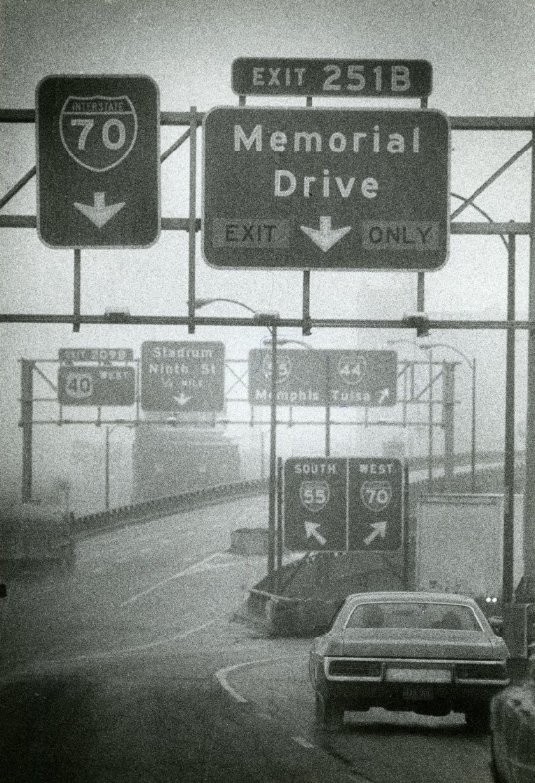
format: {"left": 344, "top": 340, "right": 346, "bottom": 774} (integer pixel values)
{"left": 341, "top": 627, "right": 497, "bottom": 660}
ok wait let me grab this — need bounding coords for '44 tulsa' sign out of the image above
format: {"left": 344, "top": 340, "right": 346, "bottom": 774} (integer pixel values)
{"left": 203, "top": 107, "right": 449, "bottom": 270}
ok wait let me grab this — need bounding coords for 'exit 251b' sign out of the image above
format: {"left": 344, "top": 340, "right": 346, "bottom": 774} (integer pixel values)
{"left": 232, "top": 58, "right": 432, "bottom": 98}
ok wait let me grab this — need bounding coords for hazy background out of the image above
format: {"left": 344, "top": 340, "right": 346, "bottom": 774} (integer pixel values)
{"left": 0, "top": 0, "right": 533, "bottom": 513}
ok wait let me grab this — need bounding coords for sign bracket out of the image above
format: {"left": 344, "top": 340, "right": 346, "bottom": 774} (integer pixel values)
{"left": 73, "top": 248, "right": 81, "bottom": 332}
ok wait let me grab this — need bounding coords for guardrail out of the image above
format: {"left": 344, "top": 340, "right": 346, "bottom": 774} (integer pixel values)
{"left": 73, "top": 452, "right": 523, "bottom": 539}
{"left": 73, "top": 478, "right": 269, "bottom": 537}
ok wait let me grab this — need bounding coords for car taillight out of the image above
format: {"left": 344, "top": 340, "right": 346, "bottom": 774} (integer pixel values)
{"left": 455, "top": 663, "right": 508, "bottom": 681}
{"left": 328, "top": 660, "right": 382, "bottom": 678}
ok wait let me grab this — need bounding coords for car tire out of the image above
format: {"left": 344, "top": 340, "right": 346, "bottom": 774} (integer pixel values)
{"left": 315, "top": 694, "right": 344, "bottom": 730}
{"left": 465, "top": 705, "right": 491, "bottom": 734}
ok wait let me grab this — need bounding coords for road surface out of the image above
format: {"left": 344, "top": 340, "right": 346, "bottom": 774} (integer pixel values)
{"left": 0, "top": 495, "right": 495, "bottom": 782}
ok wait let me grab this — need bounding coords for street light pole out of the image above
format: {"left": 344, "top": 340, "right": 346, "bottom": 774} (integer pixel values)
{"left": 105, "top": 425, "right": 112, "bottom": 511}
{"left": 420, "top": 343, "right": 476, "bottom": 493}
{"left": 194, "top": 297, "right": 280, "bottom": 581}
{"left": 268, "top": 324, "right": 277, "bottom": 578}
{"left": 428, "top": 347, "right": 434, "bottom": 492}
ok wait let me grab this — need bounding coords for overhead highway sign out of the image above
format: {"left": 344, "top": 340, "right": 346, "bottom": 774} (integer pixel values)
{"left": 58, "top": 347, "right": 133, "bottom": 363}
{"left": 36, "top": 74, "right": 160, "bottom": 248}
{"left": 284, "top": 458, "right": 348, "bottom": 551}
{"left": 328, "top": 350, "right": 397, "bottom": 406}
{"left": 248, "top": 348, "right": 397, "bottom": 406}
{"left": 232, "top": 58, "right": 432, "bottom": 98}
{"left": 57, "top": 365, "right": 135, "bottom": 406}
{"left": 203, "top": 106, "right": 449, "bottom": 270}
{"left": 248, "top": 349, "right": 327, "bottom": 406}
{"left": 141, "top": 341, "right": 225, "bottom": 412}
{"left": 283, "top": 457, "right": 403, "bottom": 551}
{"left": 347, "top": 458, "right": 403, "bottom": 550}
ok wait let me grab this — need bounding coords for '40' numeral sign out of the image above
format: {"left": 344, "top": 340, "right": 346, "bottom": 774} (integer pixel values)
{"left": 60, "top": 95, "right": 138, "bottom": 172}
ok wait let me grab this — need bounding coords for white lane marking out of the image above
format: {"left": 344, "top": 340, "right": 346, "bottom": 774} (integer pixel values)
{"left": 14, "top": 620, "right": 217, "bottom": 673}
{"left": 121, "top": 553, "right": 223, "bottom": 606}
{"left": 292, "top": 736, "right": 315, "bottom": 749}
{"left": 215, "top": 654, "right": 302, "bottom": 704}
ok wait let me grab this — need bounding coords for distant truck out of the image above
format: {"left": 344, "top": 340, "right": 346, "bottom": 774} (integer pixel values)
{"left": 414, "top": 493, "right": 523, "bottom": 614}
{"left": 0, "top": 502, "right": 75, "bottom": 576}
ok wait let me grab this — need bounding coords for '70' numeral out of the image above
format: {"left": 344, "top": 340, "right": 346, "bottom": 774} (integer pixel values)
{"left": 71, "top": 118, "right": 126, "bottom": 150}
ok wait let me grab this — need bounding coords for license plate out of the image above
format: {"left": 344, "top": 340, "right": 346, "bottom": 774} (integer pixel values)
{"left": 403, "top": 685, "right": 433, "bottom": 701}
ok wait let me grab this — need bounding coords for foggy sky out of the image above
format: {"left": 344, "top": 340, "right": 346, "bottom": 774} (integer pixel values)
{"left": 0, "top": 0, "right": 533, "bottom": 508}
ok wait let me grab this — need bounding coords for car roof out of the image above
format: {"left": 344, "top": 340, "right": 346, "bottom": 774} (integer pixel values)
{"left": 343, "top": 591, "right": 479, "bottom": 606}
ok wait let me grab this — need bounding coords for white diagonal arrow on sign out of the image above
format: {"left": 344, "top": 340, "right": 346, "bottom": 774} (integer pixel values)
{"left": 173, "top": 393, "right": 191, "bottom": 406}
{"left": 378, "top": 388, "right": 390, "bottom": 405}
{"left": 74, "top": 192, "right": 125, "bottom": 228}
{"left": 364, "top": 521, "right": 388, "bottom": 546}
{"left": 300, "top": 216, "right": 351, "bottom": 252}
{"left": 305, "top": 521, "right": 327, "bottom": 546}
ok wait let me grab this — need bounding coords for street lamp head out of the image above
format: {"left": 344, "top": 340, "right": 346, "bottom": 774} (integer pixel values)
{"left": 402, "top": 312, "right": 430, "bottom": 338}
{"left": 263, "top": 337, "right": 311, "bottom": 349}
{"left": 193, "top": 298, "right": 214, "bottom": 309}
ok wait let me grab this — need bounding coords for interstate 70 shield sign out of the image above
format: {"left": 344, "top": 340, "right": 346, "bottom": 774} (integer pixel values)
{"left": 59, "top": 94, "right": 138, "bottom": 172}
{"left": 36, "top": 75, "right": 160, "bottom": 248}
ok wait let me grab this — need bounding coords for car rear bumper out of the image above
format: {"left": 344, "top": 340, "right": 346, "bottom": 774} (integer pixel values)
{"left": 312, "top": 655, "right": 509, "bottom": 712}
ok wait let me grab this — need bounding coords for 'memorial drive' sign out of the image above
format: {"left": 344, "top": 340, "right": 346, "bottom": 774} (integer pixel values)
{"left": 203, "top": 107, "right": 449, "bottom": 270}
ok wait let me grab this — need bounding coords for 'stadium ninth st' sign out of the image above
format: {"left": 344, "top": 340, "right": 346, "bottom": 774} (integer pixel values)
{"left": 202, "top": 107, "right": 449, "bottom": 270}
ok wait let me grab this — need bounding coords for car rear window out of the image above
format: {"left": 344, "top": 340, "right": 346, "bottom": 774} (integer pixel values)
{"left": 345, "top": 602, "right": 481, "bottom": 631}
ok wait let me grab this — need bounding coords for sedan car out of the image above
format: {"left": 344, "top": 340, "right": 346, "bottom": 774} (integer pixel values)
{"left": 490, "top": 656, "right": 535, "bottom": 783}
{"left": 309, "top": 591, "right": 510, "bottom": 731}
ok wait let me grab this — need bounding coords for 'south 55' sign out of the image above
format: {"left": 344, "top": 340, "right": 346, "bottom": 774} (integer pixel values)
{"left": 36, "top": 75, "right": 160, "bottom": 248}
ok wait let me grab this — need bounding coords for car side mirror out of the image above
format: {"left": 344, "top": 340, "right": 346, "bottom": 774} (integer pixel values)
{"left": 489, "top": 616, "right": 503, "bottom": 636}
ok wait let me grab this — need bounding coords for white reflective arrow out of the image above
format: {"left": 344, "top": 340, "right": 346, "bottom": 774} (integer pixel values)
{"left": 300, "top": 216, "right": 351, "bottom": 252}
{"left": 378, "top": 388, "right": 390, "bottom": 405}
{"left": 364, "top": 521, "right": 388, "bottom": 546}
{"left": 305, "top": 521, "right": 327, "bottom": 546}
{"left": 173, "top": 393, "right": 191, "bottom": 406}
{"left": 73, "top": 192, "right": 125, "bottom": 228}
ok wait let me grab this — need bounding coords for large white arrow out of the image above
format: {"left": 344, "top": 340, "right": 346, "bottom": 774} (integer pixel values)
{"left": 305, "top": 521, "right": 327, "bottom": 547}
{"left": 364, "top": 521, "right": 388, "bottom": 546}
{"left": 378, "top": 388, "right": 390, "bottom": 405}
{"left": 300, "top": 216, "right": 351, "bottom": 252}
{"left": 74, "top": 192, "right": 125, "bottom": 228}
{"left": 173, "top": 392, "right": 191, "bottom": 406}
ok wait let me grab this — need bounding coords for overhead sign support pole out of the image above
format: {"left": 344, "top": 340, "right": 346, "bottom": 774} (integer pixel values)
{"left": 268, "top": 325, "right": 278, "bottom": 577}
{"left": 417, "top": 93, "right": 428, "bottom": 312}
{"left": 188, "top": 106, "right": 198, "bottom": 334}
{"left": 73, "top": 248, "right": 81, "bottom": 333}
{"left": 522, "top": 114, "right": 535, "bottom": 590}
{"left": 20, "top": 360, "right": 34, "bottom": 503}
{"left": 503, "top": 232, "right": 516, "bottom": 606}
